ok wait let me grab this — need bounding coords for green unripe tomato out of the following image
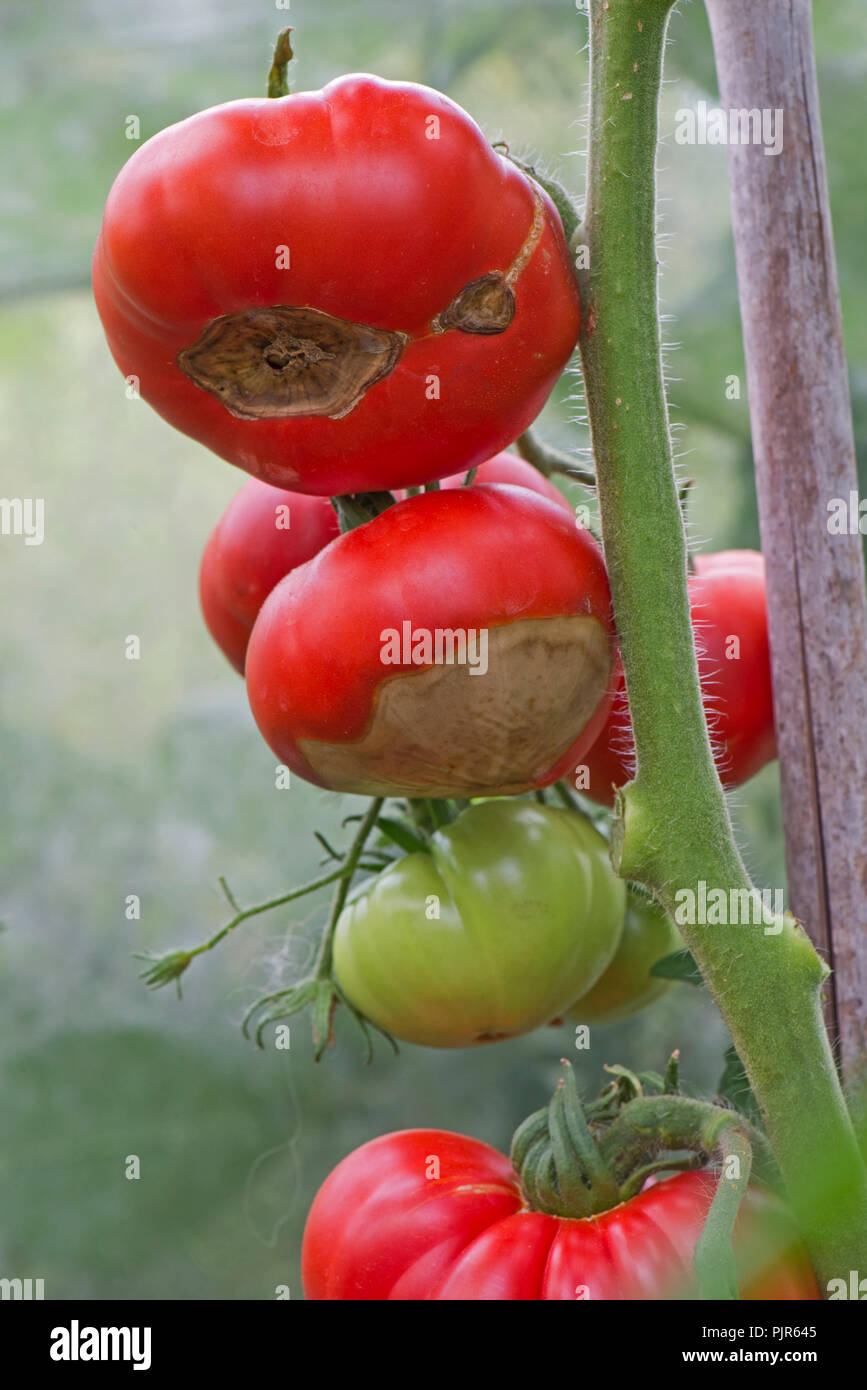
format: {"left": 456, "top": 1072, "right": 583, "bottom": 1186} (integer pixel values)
{"left": 565, "top": 890, "right": 681, "bottom": 1025}
{"left": 333, "top": 800, "right": 625, "bottom": 1047}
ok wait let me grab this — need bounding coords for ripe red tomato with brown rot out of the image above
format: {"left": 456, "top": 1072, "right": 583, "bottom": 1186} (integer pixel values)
{"left": 198, "top": 452, "right": 572, "bottom": 674}
{"left": 301, "top": 1129, "right": 818, "bottom": 1300}
{"left": 244, "top": 485, "right": 617, "bottom": 799}
{"left": 581, "top": 549, "right": 775, "bottom": 804}
{"left": 93, "top": 76, "right": 581, "bottom": 496}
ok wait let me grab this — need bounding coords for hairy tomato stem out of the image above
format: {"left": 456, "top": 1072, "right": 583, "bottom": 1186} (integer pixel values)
{"left": 516, "top": 427, "right": 596, "bottom": 488}
{"left": 693, "top": 1126, "right": 751, "bottom": 1301}
{"left": 576, "top": 0, "right": 867, "bottom": 1281}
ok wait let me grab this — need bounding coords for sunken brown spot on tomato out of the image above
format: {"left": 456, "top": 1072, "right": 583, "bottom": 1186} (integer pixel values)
{"left": 430, "top": 184, "right": 546, "bottom": 337}
{"left": 431, "top": 272, "right": 516, "bottom": 335}
{"left": 177, "top": 306, "right": 408, "bottom": 420}
{"left": 297, "top": 613, "right": 612, "bottom": 798}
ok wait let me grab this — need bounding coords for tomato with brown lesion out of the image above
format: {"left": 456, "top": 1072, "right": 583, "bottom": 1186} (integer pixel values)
{"left": 93, "top": 76, "right": 581, "bottom": 496}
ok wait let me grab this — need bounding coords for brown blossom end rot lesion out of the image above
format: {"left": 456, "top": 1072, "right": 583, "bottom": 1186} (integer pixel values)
{"left": 296, "top": 613, "right": 612, "bottom": 799}
{"left": 430, "top": 183, "right": 545, "bottom": 336}
{"left": 177, "top": 305, "right": 409, "bottom": 421}
{"left": 430, "top": 272, "right": 516, "bottom": 336}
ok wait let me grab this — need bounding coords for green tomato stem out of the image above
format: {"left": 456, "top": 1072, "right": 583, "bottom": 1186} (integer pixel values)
{"left": 552, "top": 780, "right": 580, "bottom": 811}
{"left": 693, "top": 1125, "right": 752, "bottom": 1301}
{"left": 201, "top": 869, "right": 343, "bottom": 956}
{"left": 314, "top": 797, "right": 384, "bottom": 981}
{"left": 136, "top": 865, "right": 348, "bottom": 992}
{"left": 267, "top": 28, "right": 294, "bottom": 99}
{"left": 139, "top": 799, "right": 387, "bottom": 996}
{"left": 577, "top": 0, "right": 867, "bottom": 1279}
{"left": 331, "top": 492, "right": 396, "bottom": 533}
{"left": 599, "top": 1095, "right": 779, "bottom": 1195}
{"left": 617, "top": 1152, "right": 703, "bottom": 1202}
{"left": 515, "top": 427, "right": 596, "bottom": 488}
{"left": 426, "top": 797, "right": 452, "bottom": 829}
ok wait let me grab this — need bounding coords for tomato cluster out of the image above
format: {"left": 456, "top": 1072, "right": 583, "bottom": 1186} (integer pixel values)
{"left": 95, "top": 54, "right": 799, "bottom": 1303}
{"left": 96, "top": 65, "right": 775, "bottom": 812}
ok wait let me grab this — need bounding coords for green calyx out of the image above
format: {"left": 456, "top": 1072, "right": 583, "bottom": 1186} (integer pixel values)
{"left": 511, "top": 1059, "right": 779, "bottom": 1244}
{"left": 331, "top": 491, "right": 398, "bottom": 533}
{"left": 511, "top": 1062, "right": 621, "bottom": 1218}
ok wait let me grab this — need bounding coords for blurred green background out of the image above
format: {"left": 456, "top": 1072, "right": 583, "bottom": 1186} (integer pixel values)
{"left": 1, "top": 0, "right": 865, "bottom": 1299}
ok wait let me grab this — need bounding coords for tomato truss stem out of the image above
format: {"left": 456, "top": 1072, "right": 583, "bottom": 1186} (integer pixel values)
{"left": 313, "top": 797, "right": 384, "bottom": 983}
{"left": 134, "top": 864, "right": 347, "bottom": 995}
{"left": 692, "top": 1126, "right": 752, "bottom": 1300}
{"left": 139, "top": 793, "right": 469, "bottom": 1057}
{"left": 331, "top": 491, "right": 397, "bottom": 532}
{"left": 515, "top": 427, "right": 595, "bottom": 488}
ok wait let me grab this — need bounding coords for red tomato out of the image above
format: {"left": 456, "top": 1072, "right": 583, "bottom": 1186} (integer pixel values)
{"left": 302, "top": 1129, "right": 818, "bottom": 1300}
{"left": 582, "top": 550, "right": 776, "bottom": 805}
{"left": 434, "top": 450, "right": 574, "bottom": 512}
{"left": 694, "top": 550, "right": 765, "bottom": 576}
{"left": 199, "top": 452, "right": 569, "bottom": 674}
{"left": 245, "top": 485, "right": 617, "bottom": 798}
{"left": 93, "top": 76, "right": 581, "bottom": 496}
{"left": 199, "top": 481, "right": 339, "bottom": 674}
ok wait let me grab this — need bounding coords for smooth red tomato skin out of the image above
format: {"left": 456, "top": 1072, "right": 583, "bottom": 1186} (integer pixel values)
{"left": 583, "top": 550, "right": 776, "bottom": 805}
{"left": 435, "top": 450, "right": 573, "bottom": 512}
{"left": 302, "top": 1130, "right": 819, "bottom": 1301}
{"left": 301, "top": 1131, "right": 520, "bottom": 1301}
{"left": 93, "top": 76, "right": 581, "bottom": 496}
{"left": 694, "top": 549, "right": 766, "bottom": 576}
{"left": 245, "top": 485, "right": 617, "bottom": 798}
{"left": 199, "top": 481, "right": 339, "bottom": 674}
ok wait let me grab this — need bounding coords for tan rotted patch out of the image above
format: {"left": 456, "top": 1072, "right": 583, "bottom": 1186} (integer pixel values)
{"left": 177, "top": 306, "right": 409, "bottom": 420}
{"left": 298, "top": 614, "right": 612, "bottom": 797}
